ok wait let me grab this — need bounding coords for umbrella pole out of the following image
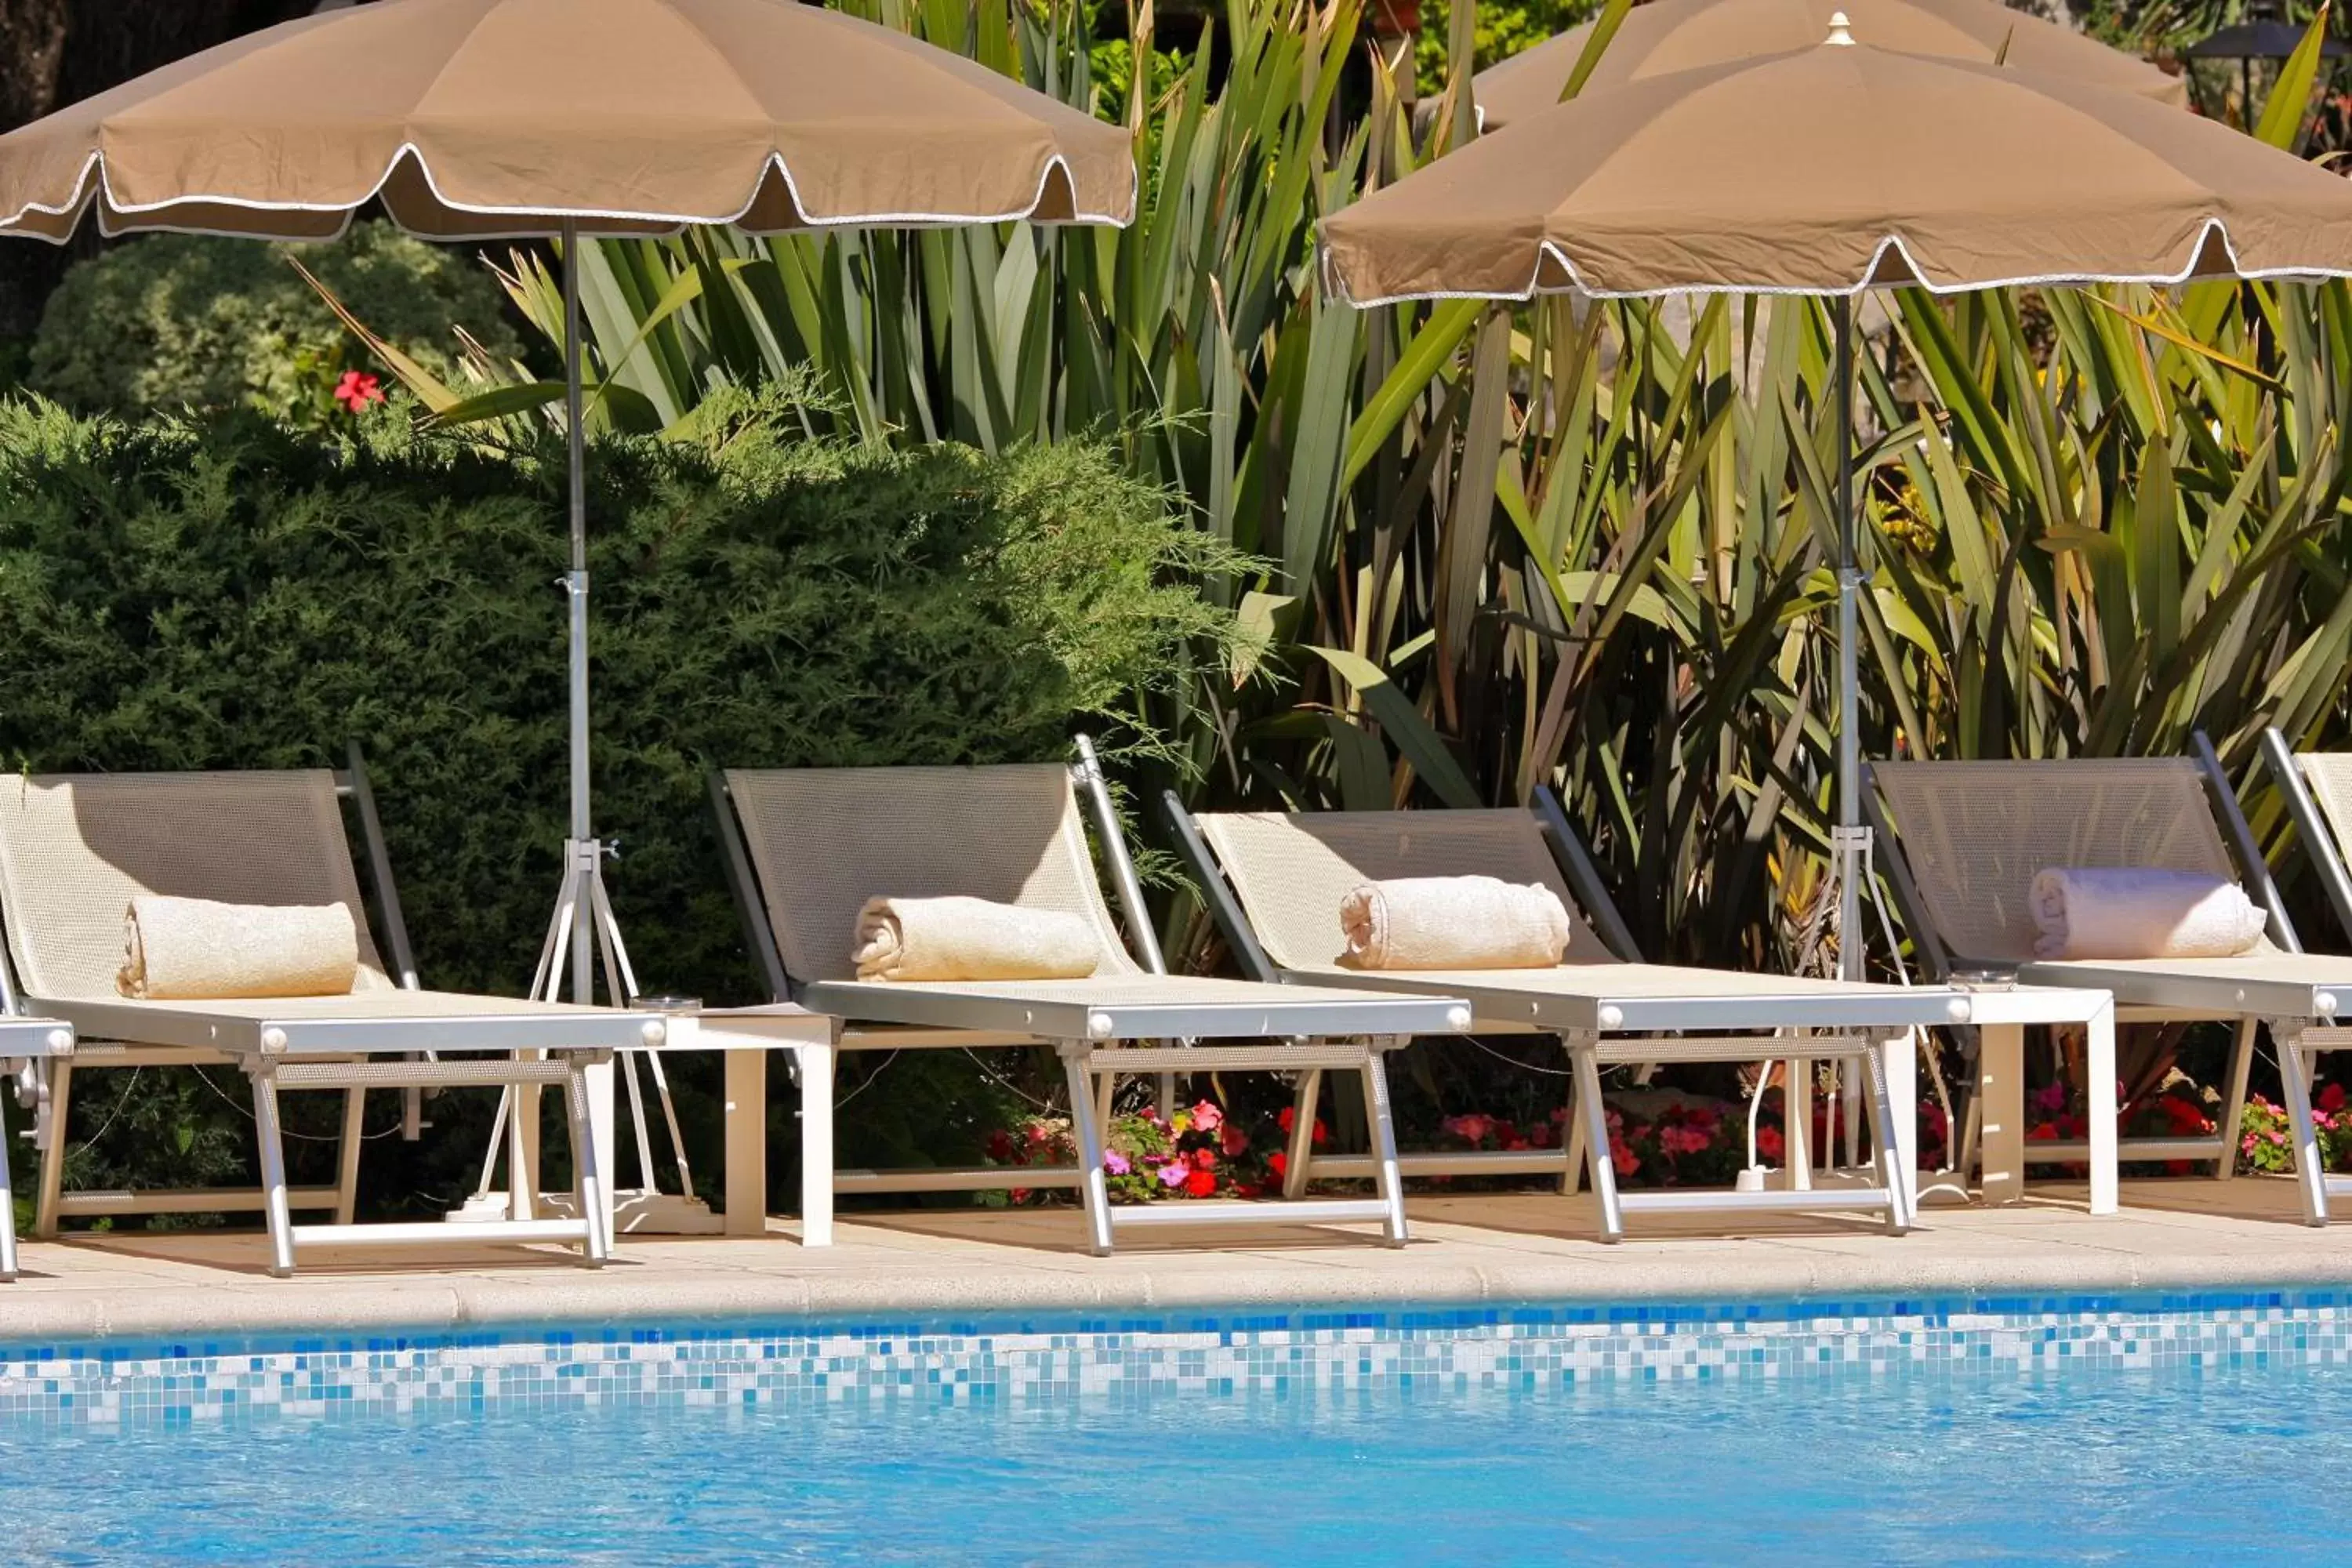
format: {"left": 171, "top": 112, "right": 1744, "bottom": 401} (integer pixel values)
{"left": 1832, "top": 292, "right": 1864, "bottom": 985}
{"left": 563, "top": 216, "right": 595, "bottom": 1007}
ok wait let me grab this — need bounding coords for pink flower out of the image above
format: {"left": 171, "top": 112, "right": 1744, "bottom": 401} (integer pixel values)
{"left": 1192, "top": 1147, "right": 1218, "bottom": 1171}
{"left": 1610, "top": 1138, "right": 1639, "bottom": 1177}
{"left": 1443, "top": 1113, "right": 1495, "bottom": 1145}
{"left": 1157, "top": 1161, "right": 1188, "bottom": 1188}
{"left": 2032, "top": 1082, "right": 2068, "bottom": 1115}
{"left": 1220, "top": 1124, "right": 1249, "bottom": 1158}
{"left": 1103, "top": 1149, "right": 1131, "bottom": 1176}
{"left": 1190, "top": 1100, "right": 1223, "bottom": 1133}
{"left": 333, "top": 370, "right": 384, "bottom": 412}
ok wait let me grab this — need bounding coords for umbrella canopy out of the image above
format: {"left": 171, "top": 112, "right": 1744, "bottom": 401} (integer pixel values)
{"left": 2185, "top": 20, "right": 2349, "bottom": 60}
{"left": 0, "top": 0, "right": 1135, "bottom": 243}
{"left": 1473, "top": 0, "right": 2187, "bottom": 128}
{"left": 1327, "top": 37, "right": 2352, "bottom": 304}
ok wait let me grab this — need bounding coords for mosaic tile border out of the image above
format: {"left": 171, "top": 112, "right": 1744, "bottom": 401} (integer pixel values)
{"left": 5, "top": 1289, "right": 2351, "bottom": 1426}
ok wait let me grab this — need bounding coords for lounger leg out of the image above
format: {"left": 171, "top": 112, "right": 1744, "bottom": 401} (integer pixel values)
{"left": 1859, "top": 1036, "right": 1912, "bottom": 1235}
{"left": 1283, "top": 1069, "right": 1323, "bottom": 1199}
{"left": 2276, "top": 1024, "right": 2330, "bottom": 1226}
{"left": 2085, "top": 1000, "right": 2118, "bottom": 1216}
{"left": 796, "top": 1044, "right": 835, "bottom": 1248}
{"left": 333, "top": 1085, "right": 365, "bottom": 1227}
{"left": 1094, "top": 1069, "right": 1115, "bottom": 1140}
{"left": 2215, "top": 1018, "right": 2256, "bottom": 1183}
{"left": 1570, "top": 1039, "right": 1624, "bottom": 1243}
{"left": 507, "top": 1061, "right": 540, "bottom": 1225}
{"left": 1, "top": 1080, "right": 18, "bottom": 1282}
{"left": 251, "top": 1072, "right": 297, "bottom": 1278}
{"left": 1882, "top": 1028, "right": 1918, "bottom": 1214}
{"left": 1784, "top": 1057, "right": 1814, "bottom": 1191}
{"left": 34, "top": 1061, "right": 69, "bottom": 1240}
{"left": 1059, "top": 1044, "right": 1114, "bottom": 1257}
{"left": 1558, "top": 1036, "right": 1583, "bottom": 1195}
{"left": 1361, "top": 1040, "right": 1408, "bottom": 1247}
{"left": 561, "top": 1060, "right": 608, "bottom": 1266}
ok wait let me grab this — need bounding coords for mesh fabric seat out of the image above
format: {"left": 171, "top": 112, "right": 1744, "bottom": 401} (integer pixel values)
{"left": 0, "top": 771, "right": 395, "bottom": 1000}
{"left": 1193, "top": 809, "right": 1614, "bottom": 975}
{"left": 724, "top": 763, "right": 1139, "bottom": 985}
{"left": 1871, "top": 758, "right": 2266, "bottom": 970}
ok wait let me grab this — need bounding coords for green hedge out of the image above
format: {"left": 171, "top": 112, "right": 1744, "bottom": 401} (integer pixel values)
{"left": 0, "top": 394, "right": 1232, "bottom": 1216}
{"left": 25, "top": 223, "right": 524, "bottom": 423}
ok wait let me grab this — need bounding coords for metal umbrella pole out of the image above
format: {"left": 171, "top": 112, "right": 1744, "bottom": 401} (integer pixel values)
{"left": 460, "top": 220, "right": 706, "bottom": 1234}
{"left": 1831, "top": 293, "right": 1864, "bottom": 985}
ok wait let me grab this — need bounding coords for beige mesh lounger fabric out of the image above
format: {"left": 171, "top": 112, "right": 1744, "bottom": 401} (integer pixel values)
{"left": 0, "top": 768, "right": 659, "bottom": 1274}
{"left": 1874, "top": 753, "right": 2352, "bottom": 1225}
{"left": 1178, "top": 803, "right": 1966, "bottom": 1240}
{"left": 716, "top": 760, "right": 1473, "bottom": 1254}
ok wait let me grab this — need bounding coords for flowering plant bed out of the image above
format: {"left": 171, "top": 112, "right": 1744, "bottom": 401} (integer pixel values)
{"left": 2240, "top": 1084, "right": 2352, "bottom": 1174}
{"left": 984, "top": 1100, "right": 1324, "bottom": 1204}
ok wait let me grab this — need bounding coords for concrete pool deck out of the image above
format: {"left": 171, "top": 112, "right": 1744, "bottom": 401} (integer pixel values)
{"left": 5, "top": 1178, "right": 2351, "bottom": 1341}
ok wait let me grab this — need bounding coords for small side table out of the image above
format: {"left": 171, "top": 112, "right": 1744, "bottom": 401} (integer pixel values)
{"left": 1934, "top": 985, "right": 2118, "bottom": 1215}
{"left": 596, "top": 1004, "right": 840, "bottom": 1245}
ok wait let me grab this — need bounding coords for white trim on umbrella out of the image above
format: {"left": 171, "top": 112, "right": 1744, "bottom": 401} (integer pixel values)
{"left": 0, "top": 140, "right": 1138, "bottom": 243}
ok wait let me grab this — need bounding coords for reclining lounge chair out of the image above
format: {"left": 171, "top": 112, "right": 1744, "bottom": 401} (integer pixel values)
{"left": 0, "top": 753, "right": 665, "bottom": 1274}
{"left": 0, "top": 1014, "right": 73, "bottom": 1280}
{"left": 1167, "top": 790, "right": 1973, "bottom": 1240}
{"left": 1869, "top": 742, "right": 2352, "bottom": 1225}
{"left": 709, "top": 755, "right": 1471, "bottom": 1254}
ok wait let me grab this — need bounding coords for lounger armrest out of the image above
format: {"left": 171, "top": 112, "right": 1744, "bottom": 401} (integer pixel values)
{"left": 30, "top": 995, "right": 664, "bottom": 1058}
{"left": 2015, "top": 962, "right": 2344, "bottom": 1020}
{"left": 1278, "top": 967, "right": 1973, "bottom": 1033}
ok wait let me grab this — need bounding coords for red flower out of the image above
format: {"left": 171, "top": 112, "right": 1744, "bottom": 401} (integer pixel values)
{"left": 1221, "top": 1124, "right": 1249, "bottom": 1158}
{"left": 2322, "top": 1083, "right": 2347, "bottom": 1115}
{"left": 1756, "top": 1125, "right": 1785, "bottom": 1163}
{"left": 1279, "top": 1105, "right": 1296, "bottom": 1133}
{"left": 1183, "top": 1168, "right": 1217, "bottom": 1198}
{"left": 1192, "top": 1146, "right": 1218, "bottom": 1171}
{"left": 332, "top": 370, "right": 385, "bottom": 412}
{"left": 1312, "top": 1119, "right": 1328, "bottom": 1147}
{"left": 1267, "top": 1151, "right": 1287, "bottom": 1179}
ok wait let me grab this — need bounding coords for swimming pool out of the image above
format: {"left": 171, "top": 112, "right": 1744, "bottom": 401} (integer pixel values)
{"left": 7, "top": 1294, "right": 2350, "bottom": 1563}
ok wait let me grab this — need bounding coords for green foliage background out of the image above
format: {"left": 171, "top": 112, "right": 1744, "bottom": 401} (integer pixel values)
{"left": 0, "top": 393, "right": 1232, "bottom": 1216}
{"left": 25, "top": 221, "right": 524, "bottom": 424}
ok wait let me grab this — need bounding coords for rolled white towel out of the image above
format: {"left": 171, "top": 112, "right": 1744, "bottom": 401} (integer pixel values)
{"left": 852, "top": 895, "right": 1101, "bottom": 982}
{"left": 118, "top": 896, "right": 360, "bottom": 1000}
{"left": 1338, "top": 875, "right": 1573, "bottom": 971}
{"left": 2029, "top": 867, "right": 2267, "bottom": 961}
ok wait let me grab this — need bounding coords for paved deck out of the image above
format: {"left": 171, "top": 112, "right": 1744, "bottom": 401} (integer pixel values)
{"left": 5, "top": 1178, "right": 2351, "bottom": 1341}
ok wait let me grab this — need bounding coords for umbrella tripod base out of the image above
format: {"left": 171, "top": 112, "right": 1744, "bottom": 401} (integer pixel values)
{"left": 448, "top": 1189, "right": 722, "bottom": 1236}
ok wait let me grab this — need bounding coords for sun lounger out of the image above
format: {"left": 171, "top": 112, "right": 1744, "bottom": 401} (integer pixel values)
{"left": 708, "top": 754, "right": 1471, "bottom": 1254}
{"left": 1167, "top": 790, "right": 1973, "bottom": 1240}
{"left": 0, "top": 751, "right": 667, "bottom": 1274}
{"left": 2261, "top": 728, "right": 2352, "bottom": 951}
{"left": 1869, "top": 741, "right": 2352, "bottom": 1225}
{"left": 0, "top": 1015, "right": 73, "bottom": 1281}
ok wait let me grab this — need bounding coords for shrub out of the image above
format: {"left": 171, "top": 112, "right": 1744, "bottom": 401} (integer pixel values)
{"left": 0, "top": 394, "right": 1237, "bottom": 1217}
{"left": 26, "top": 222, "right": 524, "bottom": 423}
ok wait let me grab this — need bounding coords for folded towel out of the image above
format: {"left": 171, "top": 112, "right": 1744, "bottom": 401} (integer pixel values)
{"left": 1338, "top": 876, "right": 1573, "bottom": 971}
{"left": 118, "top": 896, "right": 360, "bottom": 1000}
{"left": 2028, "top": 867, "right": 2267, "bottom": 961}
{"left": 851, "top": 895, "right": 1101, "bottom": 982}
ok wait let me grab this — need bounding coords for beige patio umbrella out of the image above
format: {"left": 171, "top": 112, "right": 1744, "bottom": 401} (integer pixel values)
{"left": 0, "top": 0, "right": 1134, "bottom": 1232}
{"left": 0, "top": 0, "right": 1134, "bottom": 1008}
{"left": 1323, "top": 24, "right": 2352, "bottom": 979}
{"left": 1474, "top": 0, "right": 2187, "bottom": 129}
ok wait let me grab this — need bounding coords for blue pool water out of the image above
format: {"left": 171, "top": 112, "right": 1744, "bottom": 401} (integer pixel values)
{"left": 7, "top": 1347, "right": 2352, "bottom": 1563}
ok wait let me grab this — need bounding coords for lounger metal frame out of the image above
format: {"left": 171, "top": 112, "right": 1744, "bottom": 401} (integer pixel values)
{"left": 0, "top": 1016, "right": 74, "bottom": 1280}
{"left": 1166, "top": 790, "right": 1945, "bottom": 1240}
{"left": 0, "top": 748, "right": 645, "bottom": 1274}
{"left": 709, "top": 750, "right": 1468, "bottom": 1254}
{"left": 2249, "top": 727, "right": 2352, "bottom": 1224}
{"left": 1867, "top": 736, "right": 2343, "bottom": 1219}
